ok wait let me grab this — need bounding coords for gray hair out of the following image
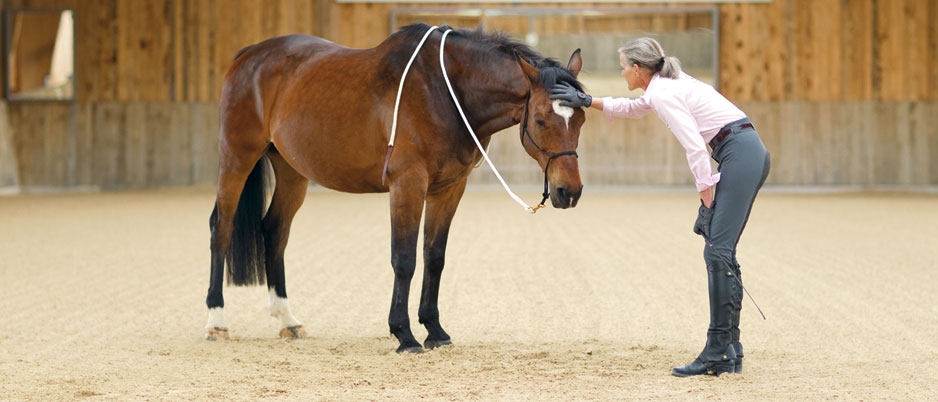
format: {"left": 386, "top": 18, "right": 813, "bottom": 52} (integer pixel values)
{"left": 618, "top": 37, "right": 682, "bottom": 79}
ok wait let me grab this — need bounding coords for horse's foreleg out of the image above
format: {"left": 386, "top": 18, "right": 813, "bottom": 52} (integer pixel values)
{"left": 388, "top": 171, "right": 429, "bottom": 353}
{"left": 418, "top": 178, "right": 468, "bottom": 350}
{"left": 264, "top": 150, "right": 309, "bottom": 339}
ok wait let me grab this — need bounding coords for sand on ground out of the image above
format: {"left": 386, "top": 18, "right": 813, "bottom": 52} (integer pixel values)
{"left": 1, "top": 188, "right": 936, "bottom": 401}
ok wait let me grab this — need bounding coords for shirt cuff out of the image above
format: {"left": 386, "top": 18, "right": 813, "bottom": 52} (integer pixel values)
{"left": 695, "top": 173, "right": 721, "bottom": 192}
{"left": 602, "top": 97, "right": 617, "bottom": 121}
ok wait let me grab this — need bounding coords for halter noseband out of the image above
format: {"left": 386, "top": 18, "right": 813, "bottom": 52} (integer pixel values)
{"left": 520, "top": 91, "right": 579, "bottom": 211}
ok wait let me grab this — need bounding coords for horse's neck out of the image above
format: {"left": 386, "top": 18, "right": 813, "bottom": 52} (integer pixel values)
{"left": 377, "top": 32, "right": 528, "bottom": 137}
{"left": 434, "top": 40, "right": 529, "bottom": 138}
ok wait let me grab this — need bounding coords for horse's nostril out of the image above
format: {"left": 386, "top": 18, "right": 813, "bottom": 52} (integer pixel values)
{"left": 556, "top": 187, "right": 566, "bottom": 199}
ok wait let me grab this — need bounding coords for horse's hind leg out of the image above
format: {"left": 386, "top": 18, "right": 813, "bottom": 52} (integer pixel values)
{"left": 263, "top": 149, "right": 310, "bottom": 339}
{"left": 205, "top": 117, "right": 270, "bottom": 340}
{"left": 418, "top": 178, "right": 468, "bottom": 349}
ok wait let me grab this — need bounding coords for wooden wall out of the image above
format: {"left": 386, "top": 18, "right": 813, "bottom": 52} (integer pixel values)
{"left": 0, "top": 0, "right": 936, "bottom": 190}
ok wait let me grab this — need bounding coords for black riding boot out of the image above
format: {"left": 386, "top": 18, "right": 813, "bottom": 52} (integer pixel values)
{"left": 730, "top": 260, "right": 744, "bottom": 373}
{"left": 672, "top": 261, "right": 739, "bottom": 377}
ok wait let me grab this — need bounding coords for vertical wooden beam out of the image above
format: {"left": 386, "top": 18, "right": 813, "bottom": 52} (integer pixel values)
{"left": 792, "top": 0, "right": 842, "bottom": 101}
{"left": 930, "top": 2, "right": 938, "bottom": 101}
{"left": 841, "top": 0, "right": 873, "bottom": 101}
{"left": 173, "top": 0, "right": 184, "bottom": 101}
{"left": 748, "top": 0, "right": 788, "bottom": 101}
{"left": 874, "top": 0, "right": 904, "bottom": 101}
{"left": 903, "top": 0, "right": 929, "bottom": 101}
{"left": 719, "top": 3, "right": 750, "bottom": 101}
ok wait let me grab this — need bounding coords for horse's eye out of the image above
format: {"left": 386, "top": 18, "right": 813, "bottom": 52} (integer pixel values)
{"left": 535, "top": 119, "right": 546, "bottom": 128}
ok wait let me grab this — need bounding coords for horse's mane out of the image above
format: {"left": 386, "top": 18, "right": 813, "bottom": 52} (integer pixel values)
{"left": 396, "top": 23, "right": 584, "bottom": 91}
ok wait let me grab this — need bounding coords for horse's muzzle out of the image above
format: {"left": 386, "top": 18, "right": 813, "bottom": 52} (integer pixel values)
{"left": 551, "top": 185, "right": 583, "bottom": 209}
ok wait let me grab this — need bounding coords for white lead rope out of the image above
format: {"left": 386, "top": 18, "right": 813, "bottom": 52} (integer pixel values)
{"left": 439, "top": 29, "right": 537, "bottom": 213}
{"left": 386, "top": 26, "right": 537, "bottom": 213}
{"left": 388, "top": 26, "right": 439, "bottom": 147}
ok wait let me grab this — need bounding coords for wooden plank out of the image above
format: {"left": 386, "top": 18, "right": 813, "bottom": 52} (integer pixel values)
{"left": 874, "top": 0, "right": 904, "bottom": 101}
{"left": 182, "top": 0, "right": 199, "bottom": 101}
{"left": 894, "top": 102, "right": 913, "bottom": 185}
{"left": 792, "top": 0, "right": 842, "bottom": 101}
{"left": 45, "top": 104, "right": 70, "bottom": 186}
{"left": 748, "top": 0, "right": 788, "bottom": 101}
{"left": 192, "top": 102, "right": 220, "bottom": 186}
{"left": 91, "top": 102, "right": 125, "bottom": 188}
{"left": 173, "top": 0, "right": 184, "bottom": 101}
{"left": 718, "top": 3, "right": 750, "bottom": 101}
{"left": 916, "top": 101, "right": 938, "bottom": 185}
{"left": 116, "top": 0, "right": 172, "bottom": 101}
{"left": 841, "top": 0, "right": 873, "bottom": 100}
{"left": 903, "top": 0, "right": 930, "bottom": 101}
{"left": 871, "top": 102, "right": 900, "bottom": 184}
{"left": 72, "top": 102, "right": 94, "bottom": 186}
{"left": 932, "top": 2, "right": 938, "bottom": 101}
{"left": 6, "top": 103, "right": 70, "bottom": 187}
{"left": 794, "top": 102, "right": 817, "bottom": 184}
{"left": 294, "top": 0, "right": 316, "bottom": 36}
{"left": 260, "top": 0, "right": 281, "bottom": 37}
{"left": 316, "top": 0, "right": 336, "bottom": 40}
{"left": 0, "top": 101, "right": 19, "bottom": 187}
{"left": 856, "top": 102, "right": 876, "bottom": 185}
{"left": 144, "top": 103, "right": 173, "bottom": 186}
{"left": 907, "top": 102, "right": 932, "bottom": 185}
{"left": 74, "top": 0, "right": 119, "bottom": 101}
{"left": 123, "top": 103, "right": 147, "bottom": 187}
{"left": 775, "top": 102, "right": 800, "bottom": 184}
{"left": 840, "top": 102, "right": 862, "bottom": 186}
{"left": 197, "top": 0, "right": 218, "bottom": 102}
{"left": 8, "top": 105, "right": 42, "bottom": 186}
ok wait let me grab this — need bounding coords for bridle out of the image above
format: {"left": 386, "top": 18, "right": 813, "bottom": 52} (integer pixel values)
{"left": 519, "top": 91, "right": 579, "bottom": 212}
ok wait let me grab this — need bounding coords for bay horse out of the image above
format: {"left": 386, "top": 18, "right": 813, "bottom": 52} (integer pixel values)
{"left": 205, "top": 24, "right": 586, "bottom": 353}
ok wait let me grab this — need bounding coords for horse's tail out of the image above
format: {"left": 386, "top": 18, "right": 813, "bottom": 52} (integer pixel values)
{"left": 224, "top": 155, "right": 270, "bottom": 286}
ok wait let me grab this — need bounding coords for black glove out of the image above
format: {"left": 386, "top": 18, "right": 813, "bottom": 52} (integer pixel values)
{"left": 693, "top": 200, "right": 715, "bottom": 240}
{"left": 549, "top": 82, "right": 592, "bottom": 108}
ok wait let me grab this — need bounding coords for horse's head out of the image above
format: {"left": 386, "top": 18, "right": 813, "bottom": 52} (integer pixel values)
{"left": 517, "top": 50, "right": 585, "bottom": 209}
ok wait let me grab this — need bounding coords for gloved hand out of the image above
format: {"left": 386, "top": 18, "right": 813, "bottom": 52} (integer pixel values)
{"left": 549, "top": 82, "right": 592, "bottom": 108}
{"left": 693, "top": 200, "right": 715, "bottom": 240}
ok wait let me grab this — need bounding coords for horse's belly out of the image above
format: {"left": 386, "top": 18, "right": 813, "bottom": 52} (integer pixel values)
{"left": 273, "top": 131, "right": 388, "bottom": 194}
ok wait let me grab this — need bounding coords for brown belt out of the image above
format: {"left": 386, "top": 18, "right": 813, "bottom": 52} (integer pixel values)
{"left": 709, "top": 123, "right": 753, "bottom": 149}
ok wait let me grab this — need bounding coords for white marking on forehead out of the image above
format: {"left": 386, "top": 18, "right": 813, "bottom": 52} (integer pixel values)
{"left": 552, "top": 100, "right": 574, "bottom": 129}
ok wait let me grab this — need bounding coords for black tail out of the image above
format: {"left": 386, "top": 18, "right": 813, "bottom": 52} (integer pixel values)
{"left": 226, "top": 155, "right": 270, "bottom": 286}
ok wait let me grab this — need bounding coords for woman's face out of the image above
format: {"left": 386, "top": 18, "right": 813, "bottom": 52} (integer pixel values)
{"left": 619, "top": 53, "right": 644, "bottom": 91}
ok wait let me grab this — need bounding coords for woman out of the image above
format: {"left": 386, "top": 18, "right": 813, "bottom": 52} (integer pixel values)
{"left": 551, "top": 38, "right": 770, "bottom": 377}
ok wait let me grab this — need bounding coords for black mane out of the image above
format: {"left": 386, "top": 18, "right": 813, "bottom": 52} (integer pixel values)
{"left": 396, "top": 23, "right": 583, "bottom": 91}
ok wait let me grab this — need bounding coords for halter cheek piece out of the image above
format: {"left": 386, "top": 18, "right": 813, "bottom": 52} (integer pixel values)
{"left": 519, "top": 91, "right": 578, "bottom": 210}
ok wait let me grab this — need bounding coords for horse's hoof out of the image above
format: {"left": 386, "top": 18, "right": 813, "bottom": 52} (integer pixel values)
{"left": 278, "top": 325, "right": 307, "bottom": 339}
{"left": 424, "top": 338, "right": 453, "bottom": 350}
{"left": 204, "top": 327, "right": 229, "bottom": 341}
{"left": 396, "top": 345, "right": 425, "bottom": 354}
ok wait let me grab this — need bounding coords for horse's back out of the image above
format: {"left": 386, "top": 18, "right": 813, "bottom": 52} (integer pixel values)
{"left": 221, "top": 35, "right": 394, "bottom": 193}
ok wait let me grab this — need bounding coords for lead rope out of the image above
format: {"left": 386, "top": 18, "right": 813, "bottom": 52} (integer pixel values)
{"left": 383, "top": 25, "right": 440, "bottom": 185}
{"left": 439, "top": 29, "right": 539, "bottom": 214}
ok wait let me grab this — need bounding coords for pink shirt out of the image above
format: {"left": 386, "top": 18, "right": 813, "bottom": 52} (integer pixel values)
{"left": 601, "top": 73, "right": 746, "bottom": 192}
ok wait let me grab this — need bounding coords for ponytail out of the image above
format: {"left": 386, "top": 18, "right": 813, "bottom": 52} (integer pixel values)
{"left": 659, "top": 56, "right": 681, "bottom": 79}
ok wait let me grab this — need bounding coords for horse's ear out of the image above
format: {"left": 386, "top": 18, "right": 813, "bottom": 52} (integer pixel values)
{"left": 518, "top": 57, "right": 540, "bottom": 83}
{"left": 567, "top": 49, "right": 583, "bottom": 77}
